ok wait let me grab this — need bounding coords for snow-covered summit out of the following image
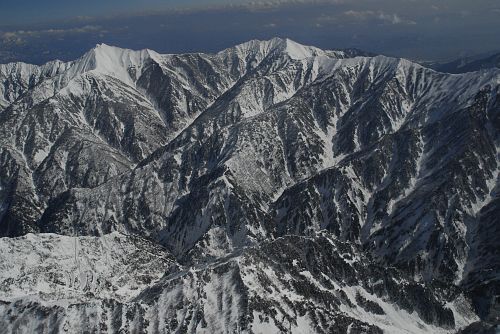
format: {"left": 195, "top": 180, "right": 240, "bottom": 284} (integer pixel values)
{"left": 224, "top": 37, "right": 328, "bottom": 61}
{"left": 65, "top": 43, "right": 162, "bottom": 86}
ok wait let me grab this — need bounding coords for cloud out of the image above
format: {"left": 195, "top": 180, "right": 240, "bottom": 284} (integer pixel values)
{"left": 343, "top": 10, "right": 377, "bottom": 20}
{"left": 264, "top": 22, "right": 278, "bottom": 28}
{"left": 243, "top": 0, "right": 345, "bottom": 9}
{"left": 343, "top": 10, "right": 416, "bottom": 25}
{"left": 1, "top": 25, "right": 103, "bottom": 45}
{"left": 316, "top": 9, "right": 416, "bottom": 26}
{"left": 158, "top": 0, "right": 347, "bottom": 13}
{"left": 316, "top": 14, "right": 339, "bottom": 23}
{"left": 377, "top": 12, "right": 415, "bottom": 25}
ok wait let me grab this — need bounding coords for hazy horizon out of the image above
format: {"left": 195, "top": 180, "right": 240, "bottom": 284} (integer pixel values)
{"left": 1, "top": 0, "right": 500, "bottom": 64}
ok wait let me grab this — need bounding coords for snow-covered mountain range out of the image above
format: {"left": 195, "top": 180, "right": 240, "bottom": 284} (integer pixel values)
{"left": 0, "top": 38, "right": 499, "bottom": 333}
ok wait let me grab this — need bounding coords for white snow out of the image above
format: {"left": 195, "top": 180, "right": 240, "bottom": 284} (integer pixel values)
{"left": 0, "top": 232, "right": 173, "bottom": 303}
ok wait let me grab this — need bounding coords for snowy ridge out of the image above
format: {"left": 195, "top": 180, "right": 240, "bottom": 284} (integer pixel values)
{"left": 0, "top": 59, "right": 70, "bottom": 109}
{"left": 225, "top": 37, "right": 326, "bottom": 61}
{"left": 73, "top": 43, "right": 160, "bottom": 86}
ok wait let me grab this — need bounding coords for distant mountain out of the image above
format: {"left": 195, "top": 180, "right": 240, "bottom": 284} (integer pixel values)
{"left": 426, "top": 51, "right": 500, "bottom": 73}
{"left": 1, "top": 38, "right": 499, "bottom": 333}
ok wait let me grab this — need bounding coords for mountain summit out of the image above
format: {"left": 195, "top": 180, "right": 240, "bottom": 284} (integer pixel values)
{"left": 0, "top": 39, "right": 499, "bottom": 333}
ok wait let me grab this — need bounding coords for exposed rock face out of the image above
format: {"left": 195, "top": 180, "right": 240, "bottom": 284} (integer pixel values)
{"left": 0, "top": 38, "right": 499, "bottom": 333}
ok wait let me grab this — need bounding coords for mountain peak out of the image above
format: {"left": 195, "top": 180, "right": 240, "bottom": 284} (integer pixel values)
{"left": 280, "top": 38, "right": 325, "bottom": 59}
{"left": 227, "top": 37, "right": 325, "bottom": 61}
{"left": 72, "top": 44, "right": 160, "bottom": 85}
{"left": 94, "top": 42, "right": 112, "bottom": 49}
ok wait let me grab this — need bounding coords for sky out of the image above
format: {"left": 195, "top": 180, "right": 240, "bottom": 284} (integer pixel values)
{"left": 0, "top": 0, "right": 235, "bottom": 24}
{"left": 1, "top": 0, "right": 500, "bottom": 64}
